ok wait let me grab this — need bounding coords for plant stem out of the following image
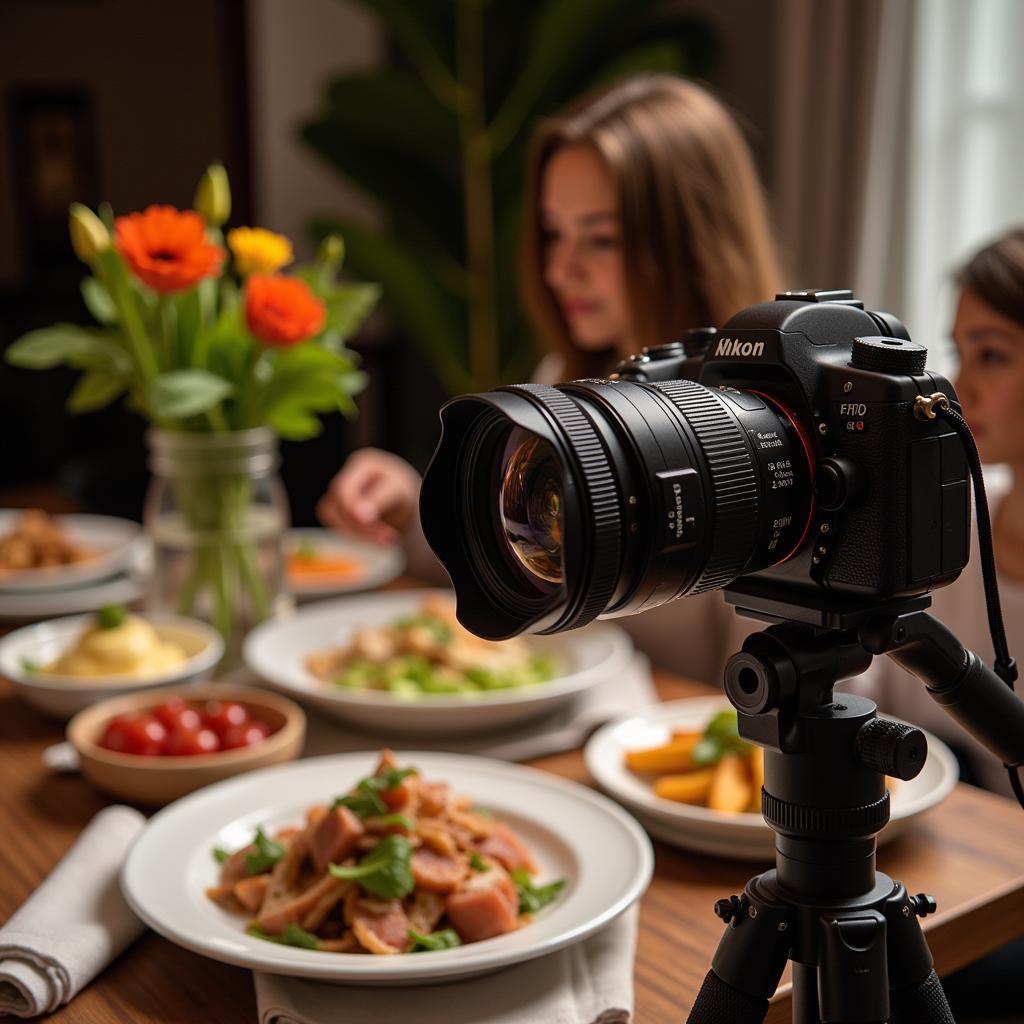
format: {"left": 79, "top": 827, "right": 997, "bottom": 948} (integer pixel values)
{"left": 456, "top": 0, "right": 498, "bottom": 391}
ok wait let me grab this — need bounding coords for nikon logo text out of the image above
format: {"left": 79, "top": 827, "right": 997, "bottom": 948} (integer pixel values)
{"left": 714, "top": 338, "right": 765, "bottom": 358}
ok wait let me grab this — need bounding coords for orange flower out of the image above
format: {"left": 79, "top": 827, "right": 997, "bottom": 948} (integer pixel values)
{"left": 115, "top": 205, "right": 224, "bottom": 294}
{"left": 244, "top": 274, "right": 326, "bottom": 346}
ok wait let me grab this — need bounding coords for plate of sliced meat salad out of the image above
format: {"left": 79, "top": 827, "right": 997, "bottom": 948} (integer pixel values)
{"left": 121, "top": 749, "right": 652, "bottom": 983}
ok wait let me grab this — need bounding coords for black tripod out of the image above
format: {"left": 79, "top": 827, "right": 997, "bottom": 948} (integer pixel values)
{"left": 686, "top": 585, "right": 1024, "bottom": 1023}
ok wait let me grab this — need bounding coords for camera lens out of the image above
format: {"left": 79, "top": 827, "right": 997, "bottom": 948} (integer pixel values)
{"left": 500, "top": 430, "right": 564, "bottom": 587}
{"left": 420, "top": 379, "right": 814, "bottom": 640}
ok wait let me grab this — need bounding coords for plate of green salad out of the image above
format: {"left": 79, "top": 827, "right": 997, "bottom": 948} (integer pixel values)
{"left": 243, "top": 589, "right": 633, "bottom": 736}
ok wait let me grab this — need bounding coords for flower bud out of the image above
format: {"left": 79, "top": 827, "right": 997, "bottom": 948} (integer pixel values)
{"left": 68, "top": 203, "right": 111, "bottom": 264}
{"left": 317, "top": 234, "right": 345, "bottom": 269}
{"left": 194, "top": 163, "right": 231, "bottom": 227}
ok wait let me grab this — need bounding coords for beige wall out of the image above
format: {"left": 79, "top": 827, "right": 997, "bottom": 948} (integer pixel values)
{"left": 247, "top": 0, "right": 382, "bottom": 258}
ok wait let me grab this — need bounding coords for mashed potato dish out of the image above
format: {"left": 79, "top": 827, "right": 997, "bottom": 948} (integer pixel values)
{"left": 44, "top": 605, "right": 187, "bottom": 679}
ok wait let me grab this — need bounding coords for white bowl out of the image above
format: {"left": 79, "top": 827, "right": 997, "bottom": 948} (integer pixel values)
{"left": 0, "top": 613, "right": 224, "bottom": 720}
{"left": 0, "top": 512, "right": 142, "bottom": 592}
{"left": 243, "top": 589, "right": 634, "bottom": 736}
{"left": 585, "top": 697, "right": 960, "bottom": 861}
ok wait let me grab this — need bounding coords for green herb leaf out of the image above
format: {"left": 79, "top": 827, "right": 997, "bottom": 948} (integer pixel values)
{"left": 407, "top": 928, "right": 462, "bottom": 952}
{"left": 331, "top": 767, "right": 417, "bottom": 819}
{"left": 282, "top": 923, "right": 320, "bottom": 949}
{"left": 212, "top": 846, "right": 230, "bottom": 864}
{"left": 328, "top": 835, "right": 414, "bottom": 899}
{"left": 470, "top": 806, "right": 493, "bottom": 819}
{"left": 367, "top": 813, "right": 414, "bottom": 831}
{"left": 246, "top": 923, "right": 320, "bottom": 950}
{"left": 511, "top": 867, "right": 565, "bottom": 915}
{"left": 469, "top": 852, "right": 488, "bottom": 872}
{"left": 96, "top": 604, "right": 128, "bottom": 630}
{"left": 245, "top": 827, "right": 285, "bottom": 875}
{"left": 20, "top": 657, "right": 39, "bottom": 674}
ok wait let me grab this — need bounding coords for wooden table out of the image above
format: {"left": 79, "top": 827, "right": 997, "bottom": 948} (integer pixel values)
{"left": 3, "top": 669, "right": 1024, "bottom": 1023}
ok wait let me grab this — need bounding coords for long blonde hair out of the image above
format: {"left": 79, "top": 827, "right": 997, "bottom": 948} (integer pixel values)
{"left": 521, "top": 75, "right": 783, "bottom": 380}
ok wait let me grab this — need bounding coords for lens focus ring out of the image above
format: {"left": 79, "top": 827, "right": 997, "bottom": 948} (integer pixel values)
{"left": 511, "top": 384, "right": 622, "bottom": 629}
{"left": 654, "top": 380, "right": 759, "bottom": 593}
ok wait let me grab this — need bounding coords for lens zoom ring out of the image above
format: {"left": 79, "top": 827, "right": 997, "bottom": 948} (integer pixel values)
{"left": 511, "top": 384, "right": 622, "bottom": 628}
{"left": 653, "top": 380, "right": 758, "bottom": 592}
{"left": 762, "top": 790, "right": 891, "bottom": 837}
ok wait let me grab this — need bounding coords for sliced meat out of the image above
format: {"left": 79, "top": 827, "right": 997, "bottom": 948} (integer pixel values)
{"left": 411, "top": 847, "right": 469, "bottom": 894}
{"left": 405, "top": 889, "right": 446, "bottom": 936}
{"left": 350, "top": 898, "right": 411, "bottom": 955}
{"left": 233, "top": 874, "right": 271, "bottom": 912}
{"left": 445, "top": 877, "right": 519, "bottom": 943}
{"left": 308, "top": 806, "right": 365, "bottom": 873}
{"left": 219, "top": 844, "right": 257, "bottom": 887}
{"left": 416, "top": 781, "right": 452, "bottom": 818}
{"left": 258, "top": 872, "right": 348, "bottom": 935}
{"left": 477, "top": 823, "right": 537, "bottom": 875}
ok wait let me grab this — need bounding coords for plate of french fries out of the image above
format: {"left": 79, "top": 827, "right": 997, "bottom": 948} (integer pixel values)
{"left": 584, "top": 697, "right": 959, "bottom": 860}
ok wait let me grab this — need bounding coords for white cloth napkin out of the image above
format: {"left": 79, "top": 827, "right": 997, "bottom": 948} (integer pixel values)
{"left": 0, "top": 805, "right": 146, "bottom": 1017}
{"left": 300, "top": 653, "right": 656, "bottom": 762}
{"left": 254, "top": 904, "right": 638, "bottom": 1024}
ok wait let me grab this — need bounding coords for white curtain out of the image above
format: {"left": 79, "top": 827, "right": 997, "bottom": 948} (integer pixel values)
{"left": 856, "top": 0, "right": 1024, "bottom": 375}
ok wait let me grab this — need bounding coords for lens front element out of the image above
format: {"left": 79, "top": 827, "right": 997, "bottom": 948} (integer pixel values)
{"left": 500, "top": 429, "right": 564, "bottom": 585}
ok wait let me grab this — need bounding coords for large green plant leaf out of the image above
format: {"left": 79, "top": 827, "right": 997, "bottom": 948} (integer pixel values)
{"left": 312, "top": 216, "right": 471, "bottom": 395}
{"left": 6, "top": 325, "right": 120, "bottom": 370}
{"left": 149, "top": 369, "right": 234, "bottom": 421}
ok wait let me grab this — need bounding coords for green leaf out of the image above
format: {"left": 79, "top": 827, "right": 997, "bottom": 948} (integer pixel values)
{"left": 328, "top": 835, "right": 415, "bottom": 899}
{"left": 469, "top": 852, "right": 488, "bottom": 872}
{"left": 511, "top": 867, "right": 565, "bottom": 915}
{"left": 246, "top": 924, "right": 320, "bottom": 950}
{"left": 407, "top": 928, "right": 462, "bottom": 952}
{"left": 324, "top": 283, "right": 381, "bottom": 340}
{"left": 266, "top": 405, "right": 322, "bottom": 441}
{"left": 212, "top": 847, "right": 230, "bottom": 864}
{"left": 149, "top": 369, "right": 234, "bottom": 421}
{"left": 6, "top": 325, "right": 115, "bottom": 370}
{"left": 81, "top": 278, "right": 118, "bottom": 325}
{"left": 68, "top": 371, "right": 127, "bottom": 413}
{"left": 20, "top": 657, "right": 39, "bottom": 674}
{"left": 331, "top": 767, "right": 417, "bottom": 820}
{"left": 244, "top": 827, "right": 285, "bottom": 875}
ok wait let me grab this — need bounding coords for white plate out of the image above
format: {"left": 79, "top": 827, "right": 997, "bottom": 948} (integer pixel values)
{"left": 0, "top": 612, "right": 224, "bottom": 719}
{"left": 243, "top": 589, "right": 634, "bottom": 736}
{"left": 0, "top": 573, "right": 147, "bottom": 622}
{"left": 286, "top": 529, "right": 405, "bottom": 600}
{"left": 121, "top": 751, "right": 653, "bottom": 984}
{"left": 585, "top": 697, "right": 959, "bottom": 861}
{"left": 0, "top": 512, "right": 142, "bottom": 593}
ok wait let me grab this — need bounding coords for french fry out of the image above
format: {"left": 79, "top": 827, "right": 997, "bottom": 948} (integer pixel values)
{"left": 670, "top": 728, "right": 702, "bottom": 742}
{"left": 653, "top": 767, "right": 716, "bottom": 804}
{"left": 625, "top": 734, "right": 701, "bottom": 775}
{"left": 748, "top": 746, "right": 764, "bottom": 813}
{"left": 707, "top": 753, "right": 752, "bottom": 813}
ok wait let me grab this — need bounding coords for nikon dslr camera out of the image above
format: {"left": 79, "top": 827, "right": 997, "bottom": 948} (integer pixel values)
{"left": 420, "top": 290, "right": 971, "bottom": 639}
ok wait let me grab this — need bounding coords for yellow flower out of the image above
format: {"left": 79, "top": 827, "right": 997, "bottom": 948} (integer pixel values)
{"left": 68, "top": 203, "right": 110, "bottom": 264}
{"left": 228, "top": 227, "right": 294, "bottom": 275}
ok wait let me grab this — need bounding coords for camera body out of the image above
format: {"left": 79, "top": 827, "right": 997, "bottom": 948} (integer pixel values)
{"left": 614, "top": 290, "right": 970, "bottom": 606}
{"left": 420, "top": 289, "right": 971, "bottom": 640}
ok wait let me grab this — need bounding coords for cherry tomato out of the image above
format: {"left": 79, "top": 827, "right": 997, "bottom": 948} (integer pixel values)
{"left": 152, "top": 697, "right": 202, "bottom": 733}
{"left": 162, "top": 725, "right": 220, "bottom": 756}
{"left": 221, "top": 720, "right": 271, "bottom": 750}
{"left": 202, "top": 700, "right": 248, "bottom": 738}
{"left": 100, "top": 713, "right": 167, "bottom": 756}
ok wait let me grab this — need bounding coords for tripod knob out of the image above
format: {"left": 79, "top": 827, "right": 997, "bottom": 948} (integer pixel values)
{"left": 856, "top": 719, "right": 927, "bottom": 780}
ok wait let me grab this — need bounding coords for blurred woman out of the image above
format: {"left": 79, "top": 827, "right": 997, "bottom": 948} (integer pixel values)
{"left": 318, "top": 74, "right": 783, "bottom": 680}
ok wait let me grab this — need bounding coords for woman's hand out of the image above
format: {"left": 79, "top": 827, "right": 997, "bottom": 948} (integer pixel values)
{"left": 317, "top": 448, "right": 422, "bottom": 545}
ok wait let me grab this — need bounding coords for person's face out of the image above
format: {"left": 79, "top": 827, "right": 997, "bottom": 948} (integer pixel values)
{"left": 952, "top": 288, "right": 1024, "bottom": 466}
{"left": 540, "top": 144, "right": 634, "bottom": 354}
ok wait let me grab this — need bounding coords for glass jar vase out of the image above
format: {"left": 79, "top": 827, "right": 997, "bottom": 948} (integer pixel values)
{"left": 144, "top": 428, "right": 292, "bottom": 664}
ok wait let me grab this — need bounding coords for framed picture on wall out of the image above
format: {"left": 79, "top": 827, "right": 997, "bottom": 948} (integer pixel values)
{"left": 9, "top": 88, "right": 98, "bottom": 272}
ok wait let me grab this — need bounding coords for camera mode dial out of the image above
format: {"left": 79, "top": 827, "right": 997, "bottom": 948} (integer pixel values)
{"left": 851, "top": 336, "right": 927, "bottom": 374}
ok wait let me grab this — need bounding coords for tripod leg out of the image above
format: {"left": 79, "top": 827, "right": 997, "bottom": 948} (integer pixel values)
{"left": 884, "top": 887, "right": 956, "bottom": 1023}
{"left": 687, "top": 885, "right": 790, "bottom": 1024}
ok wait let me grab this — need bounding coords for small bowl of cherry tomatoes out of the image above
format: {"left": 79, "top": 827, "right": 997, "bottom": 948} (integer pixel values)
{"left": 66, "top": 684, "right": 306, "bottom": 805}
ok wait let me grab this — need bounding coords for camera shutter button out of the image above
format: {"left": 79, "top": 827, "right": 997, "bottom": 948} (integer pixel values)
{"left": 852, "top": 336, "right": 928, "bottom": 373}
